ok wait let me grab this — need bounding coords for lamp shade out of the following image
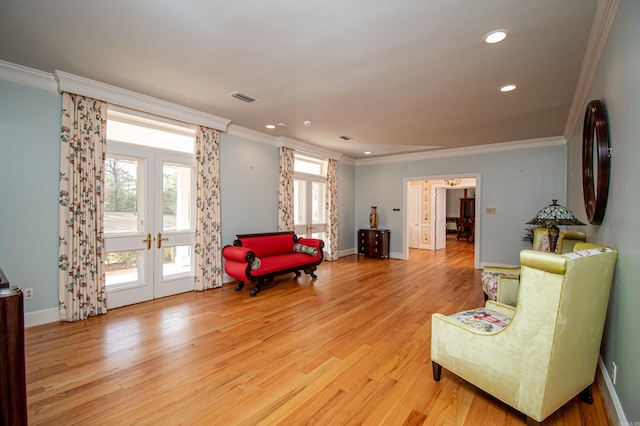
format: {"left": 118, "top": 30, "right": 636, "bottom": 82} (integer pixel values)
{"left": 527, "top": 200, "right": 586, "bottom": 227}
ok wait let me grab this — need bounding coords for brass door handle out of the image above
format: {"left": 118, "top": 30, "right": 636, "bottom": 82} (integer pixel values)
{"left": 142, "top": 233, "right": 152, "bottom": 250}
{"left": 157, "top": 233, "right": 169, "bottom": 249}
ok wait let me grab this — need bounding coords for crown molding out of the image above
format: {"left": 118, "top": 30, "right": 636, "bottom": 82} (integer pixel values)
{"left": 277, "top": 137, "right": 343, "bottom": 161}
{"left": 564, "top": 0, "right": 621, "bottom": 140}
{"left": 54, "top": 70, "right": 231, "bottom": 131}
{"left": 0, "top": 60, "right": 57, "bottom": 92}
{"left": 224, "top": 124, "right": 278, "bottom": 146}
{"left": 355, "top": 136, "right": 566, "bottom": 166}
{"left": 224, "top": 125, "right": 344, "bottom": 161}
{"left": 341, "top": 156, "right": 357, "bottom": 166}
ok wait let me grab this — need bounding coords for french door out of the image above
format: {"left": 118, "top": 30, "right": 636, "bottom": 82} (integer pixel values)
{"left": 104, "top": 142, "right": 196, "bottom": 309}
{"left": 293, "top": 175, "right": 327, "bottom": 242}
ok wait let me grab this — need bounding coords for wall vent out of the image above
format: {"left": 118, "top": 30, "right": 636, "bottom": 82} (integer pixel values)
{"left": 228, "top": 91, "right": 260, "bottom": 103}
{"left": 338, "top": 135, "right": 354, "bottom": 141}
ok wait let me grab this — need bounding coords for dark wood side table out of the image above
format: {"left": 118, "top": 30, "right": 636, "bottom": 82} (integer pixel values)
{"left": 358, "top": 229, "right": 390, "bottom": 259}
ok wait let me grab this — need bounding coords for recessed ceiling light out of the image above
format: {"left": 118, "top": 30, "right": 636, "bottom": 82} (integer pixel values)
{"left": 500, "top": 84, "right": 517, "bottom": 92}
{"left": 277, "top": 122, "right": 286, "bottom": 127}
{"left": 484, "top": 29, "right": 509, "bottom": 44}
{"left": 265, "top": 124, "right": 276, "bottom": 129}
{"left": 364, "top": 151, "right": 371, "bottom": 155}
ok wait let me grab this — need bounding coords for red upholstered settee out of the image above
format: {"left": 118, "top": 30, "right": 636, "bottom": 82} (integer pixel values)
{"left": 222, "top": 231, "right": 324, "bottom": 297}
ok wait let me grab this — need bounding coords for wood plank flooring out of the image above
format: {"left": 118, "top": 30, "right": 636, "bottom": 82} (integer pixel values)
{"left": 25, "top": 236, "right": 611, "bottom": 425}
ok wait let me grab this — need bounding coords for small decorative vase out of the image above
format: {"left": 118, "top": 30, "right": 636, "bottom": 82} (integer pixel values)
{"left": 370, "top": 206, "right": 378, "bottom": 229}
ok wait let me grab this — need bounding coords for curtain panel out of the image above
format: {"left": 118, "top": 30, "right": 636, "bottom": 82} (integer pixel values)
{"left": 194, "top": 126, "right": 223, "bottom": 290}
{"left": 59, "top": 93, "right": 108, "bottom": 322}
{"left": 325, "top": 159, "right": 339, "bottom": 261}
{"left": 278, "top": 147, "right": 295, "bottom": 231}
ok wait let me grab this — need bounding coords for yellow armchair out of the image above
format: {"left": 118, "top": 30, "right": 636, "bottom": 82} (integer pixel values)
{"left": 432, "top": 243, "right": 617, "bottom": 425}
{"left": 481, "top": 228, "right": 586, "bottom": 305}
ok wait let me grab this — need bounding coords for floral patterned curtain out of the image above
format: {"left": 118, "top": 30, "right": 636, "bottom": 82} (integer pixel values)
{"left": 194, "top": 126, "right": 222, "bottom": 290}
{"left": 325, "top": 159, "right": 339, "bottom": 261}
{"left": 278, "top": 147, "right": 295, "bottom": 231}
{"left": 59, "top": 93, "right": 108, "bottom": 322}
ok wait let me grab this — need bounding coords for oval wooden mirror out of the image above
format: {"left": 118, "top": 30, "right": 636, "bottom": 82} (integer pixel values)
{"left": 582, "top": 99, "right": 610, "bottom": 225}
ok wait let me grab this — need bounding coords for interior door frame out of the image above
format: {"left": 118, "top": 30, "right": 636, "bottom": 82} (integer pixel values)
{"left": 402, "top": 173, "right": 480, "bottom": 269}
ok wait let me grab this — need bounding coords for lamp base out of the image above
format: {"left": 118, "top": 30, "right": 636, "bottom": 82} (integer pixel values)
{"left": 548, "top": 225, "right": 560, "bottom": 253}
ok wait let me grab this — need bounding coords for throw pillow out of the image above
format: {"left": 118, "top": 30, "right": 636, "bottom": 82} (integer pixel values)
{"left": 250, "top": 257, "right": 261, "bottom": 270}
{"left": 293, "top": 243, "right": 318, "bottom": 257}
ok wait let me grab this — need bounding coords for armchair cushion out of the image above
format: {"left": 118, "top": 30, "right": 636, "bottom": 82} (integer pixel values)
{"left": 448, "top": 308, "right": 512, "bottom": 333}
{"left": 481, "top": 270, "right": 520, "bottom": 302}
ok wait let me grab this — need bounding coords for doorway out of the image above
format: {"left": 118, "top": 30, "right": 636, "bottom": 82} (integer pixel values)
{"left": 403, "top": 174, "right": 480, "bottom": 269}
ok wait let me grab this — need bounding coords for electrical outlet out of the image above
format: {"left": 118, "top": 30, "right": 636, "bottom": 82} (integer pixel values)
{"left": 612, "top": 362, "right": 617, "bottom": 385}
{"left": 24, "top": 288, "right": 33, "bottom": 300}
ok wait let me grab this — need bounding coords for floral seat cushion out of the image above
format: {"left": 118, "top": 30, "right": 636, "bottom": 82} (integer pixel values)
{"left": 449, "top": 308, "right": 512, "bottom": 333}
{"left": 481, "top": 271, "right": 520, "bottom": 301}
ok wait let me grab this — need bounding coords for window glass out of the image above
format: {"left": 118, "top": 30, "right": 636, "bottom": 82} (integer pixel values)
{"left": 294, "top": 154, "right": 326, "bottom": 176}
{"left": 107, "top": 109, "right": 196, "bottom": 154}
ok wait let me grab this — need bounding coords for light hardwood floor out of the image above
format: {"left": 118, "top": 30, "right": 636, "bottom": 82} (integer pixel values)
{"left": 25, "top": 236, "right": 611, "bottom": 425}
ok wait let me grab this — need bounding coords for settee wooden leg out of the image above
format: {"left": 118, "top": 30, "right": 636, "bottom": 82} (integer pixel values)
{"left": 432, "top": 361, "right": 442, "bottom": 381}
{"left": 305, "top": 266, "right": 318, "bottom": 279}
{"left": 234, "top": 282, "right": 244, "bottom": 291}
{"left": 579, "top": 385, "right": 593, "bottom": 404}
{"left": 294, "top": 271, "right": 301, "bottom": 277}
{"left": 250, "top": 284, "right": 260, "bottom": 297}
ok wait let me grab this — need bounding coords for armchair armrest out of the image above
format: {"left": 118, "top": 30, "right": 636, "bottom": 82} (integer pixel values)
{"left": 496, "top": 276, "right": 520, "bottom": 307}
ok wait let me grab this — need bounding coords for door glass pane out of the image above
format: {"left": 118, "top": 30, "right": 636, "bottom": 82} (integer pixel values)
{"left": 163, "top": 164, "right": 193, "bottom": 231}
{"left": 104, "top": 157, "right": 142, "bottom": 234}
{"left": 294, "top": 179, "right": 307, "bottom": 225}
{"left": 162, "top": 245, "right": 193, "bottom": 278}
{"left": 312, "top": 182, "right": 326, "bottom": 223}
{"left": 105, "top": 250, "right": 142, "bottom": 287}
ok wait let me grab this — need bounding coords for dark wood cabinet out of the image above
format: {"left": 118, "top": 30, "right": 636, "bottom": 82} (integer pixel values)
{"left": 460, "top": 198, "right": 475, "bottom": 220}
{"left": 457, "top": 198, "right": 475, "bottom": 241}
{"left": 358, "top": 229, "right": 390, "bottom": 259}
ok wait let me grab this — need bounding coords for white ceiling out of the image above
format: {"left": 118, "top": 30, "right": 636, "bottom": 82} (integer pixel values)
{"left": 0, "top": 0, "right": 599, "bottom": 159}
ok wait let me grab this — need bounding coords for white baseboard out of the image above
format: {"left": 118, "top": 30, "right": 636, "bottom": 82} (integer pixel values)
{"left": 338, "top": 248, "right": 357, "bottom": 257}
{"left": 598, "top": 355, "right": 628, "bottom": 425}
{"left": 24, "top": 308, "right": 59, "bottom": 328}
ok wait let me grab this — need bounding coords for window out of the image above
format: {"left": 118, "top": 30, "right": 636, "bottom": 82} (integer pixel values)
{"left": 293, "top": 154, "right": 328, "bottom": 241}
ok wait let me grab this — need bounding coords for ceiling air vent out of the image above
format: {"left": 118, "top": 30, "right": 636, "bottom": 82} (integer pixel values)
{"left": 228, "top": 91, "right": 260, "bottom": 103}
{"left": 338, "top": 135, "right": 354, "bottom": 141}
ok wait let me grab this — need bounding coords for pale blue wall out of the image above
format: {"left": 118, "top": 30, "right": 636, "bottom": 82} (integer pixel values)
{"left": 338, "top": 162, "right": 356, "bottom": 253}
{"left": 0, "top": 80, "right": 60, "bottom": 312}
{"left": 355, "top": 145, "right": 567, "bottom": 264}
{"left": 219, "top": 133, "right": 279, "bottom": 246}
{"left": 566, "top": 0, "right": 640, "bottom": 420}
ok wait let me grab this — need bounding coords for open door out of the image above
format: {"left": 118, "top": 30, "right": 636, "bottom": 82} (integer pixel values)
{"left": 408, "top": 184, "right": 420, "bottom": 248}
{"left": 435, "top": 187, "right": 447, "bottom": 250}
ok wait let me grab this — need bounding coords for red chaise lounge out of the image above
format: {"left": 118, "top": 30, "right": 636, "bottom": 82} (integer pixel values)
{"left": 222, "top": 231, "right": 324, "bottom": 296}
